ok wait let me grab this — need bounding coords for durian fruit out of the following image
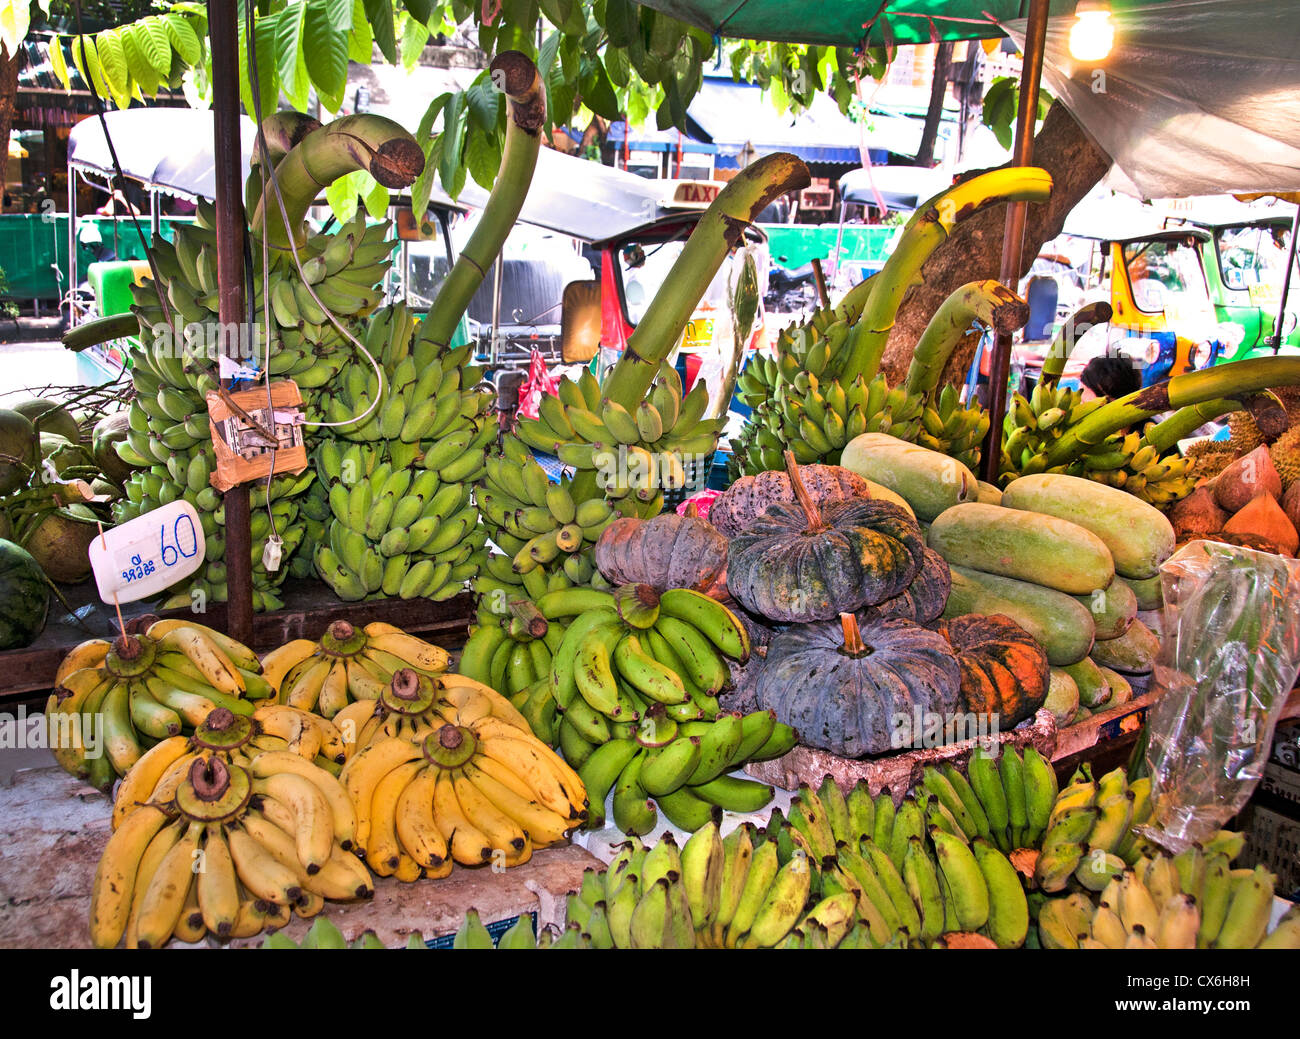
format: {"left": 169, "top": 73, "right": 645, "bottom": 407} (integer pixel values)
{"left": 1227, "top": 410, "right": 1265, "bottom": 455}
{"left": 1269, "top": 424, "right": 1300, "bottom": 489}
{"left": 1185, "top": 439, "right": 1236, "bottom": 484}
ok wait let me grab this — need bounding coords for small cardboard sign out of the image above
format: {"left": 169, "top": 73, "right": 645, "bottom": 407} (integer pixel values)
{"left": 205, "top": 380, "right": 308, "bottom": 492}
{"left": 88, "top": 500, "right": 206, "bottom": 604}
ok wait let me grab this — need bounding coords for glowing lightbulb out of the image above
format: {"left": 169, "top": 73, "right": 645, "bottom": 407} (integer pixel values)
{"left": 1069, "top": 1, "right": 1114, "bottom": 62}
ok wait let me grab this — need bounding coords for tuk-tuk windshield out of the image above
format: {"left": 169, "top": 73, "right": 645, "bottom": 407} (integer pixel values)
{"left": 620, "top": 237, "right": 746, "bottom": 326}
{"left": 1121, "top": 237, "right": 1212, "bottom": 316}
{"left": 1216, "top": 223, "right": 1293, "bottom": 300}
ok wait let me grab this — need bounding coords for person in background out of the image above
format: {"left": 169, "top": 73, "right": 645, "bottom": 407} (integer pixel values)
{"left": 1079, "top": 355, "right": 1140, "bottom": 402}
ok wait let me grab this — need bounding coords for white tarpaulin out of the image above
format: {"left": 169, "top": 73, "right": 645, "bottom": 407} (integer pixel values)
{"left": 1003, "top": 0, "right": 1300, "bottom": 200}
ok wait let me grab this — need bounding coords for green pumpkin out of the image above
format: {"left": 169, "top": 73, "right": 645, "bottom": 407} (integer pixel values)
{"left": 755, "top": 613, "right": 962, "bottom": 758}
{"left": 727, "top": 458, "right": 925, "bottom": 623}
{"left": 0, "top": 539, "right": 49, "bottom": 648}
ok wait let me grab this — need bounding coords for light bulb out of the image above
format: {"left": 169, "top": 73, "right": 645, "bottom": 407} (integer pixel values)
{"left": 1069, "top": 2, "right": 1114, "bottom": 62}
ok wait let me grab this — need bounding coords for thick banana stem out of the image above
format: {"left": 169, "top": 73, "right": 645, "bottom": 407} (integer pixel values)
{"left": 252, "top": 112, "right": 323, "bottom": 170}
{"left": 1038, "top": 300, "right": 1112, "bottom": 387}
{"left": 903, "top": 280, "right": 1027, "bottom": 398}
{"left": 1143, "top": 390, "right": 1283, "bottom": 453}
{"left": 251, "top": 114, "right": 425, "bottom": 251}
{"left": 61, "top": 311, "right": 140, "bottom": 352}
{"left": 841, "top": 167, "right": 1054, "bottom": 383}
{"left": 419, "top": 51, "right": 545, "bottom": 351}
{"left": 1044, "top": 357, "right": 1300, "bottom": 466}
{"left": 600, "top": 153, "right": 811, "bottom": 411}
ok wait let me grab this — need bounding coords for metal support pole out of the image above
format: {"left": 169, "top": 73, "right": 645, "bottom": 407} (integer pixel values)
{"left": 981, "top": 0, "right": 1050, "bottom": 484}
{"left": 1268, "top": 204, "right": 1300, "bottom": 352}
{"left": 209, "top": 0, "right": 254, "bottom": 643}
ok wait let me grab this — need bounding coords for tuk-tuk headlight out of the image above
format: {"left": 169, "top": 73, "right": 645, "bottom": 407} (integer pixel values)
{"left": 1142, "top": 339, "right": 1162, "bottom": 365}
{"left": 1284, "top": 311, "right": 1298, "bottom": 335}
{"left": 1186, "top": 341, "right": 1204, "bottom": 369}
{"left": 1217, "top": 323, "right": 1246, "bottom": 348}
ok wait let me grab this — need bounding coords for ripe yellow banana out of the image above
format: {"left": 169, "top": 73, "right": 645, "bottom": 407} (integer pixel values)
{"left": 364, "top": 759, "right": 425, "bottom": 877}
{"left": 134, "top": 820, "right": 204, "bottom": 950}
{"left": 452, "top": 768, "right": 530, "bottom": 865}
{"left": 123, "top": 818, "right": 186, "bottom": 949}
{"left": 247, "top": 750, "right": 357, "bottom": 853}
{"left": 259, "top": 639, "right": 320, "bottom": 692}
{"left": 55, "top": 639, "right": 110, "bottom": 686}
{"left": 284, "top": 655, "right": 331, "bottom": 712}
{"left": 197, "top": 825, "right": 241, "bottom": 939}
{"left": 158, "top": 627, "right": 245, "bottom": 694}
{"left": 365, "top": 629, "right": 451, "bottom": 671}
{"left": 394, "top": 764, "right": 449, "bottom": 869}
{"left": 112, "top": 735, "right": 191, "bottom": 830}
{"left": 227, "top": 823, "right": 305, "bottom": 906}
{"left": 433, "top": 768, "right": 493, "bottom": 866}
{"left": 462, "top": 760, "right": 573, "bottom": 846}
{"left": 339, "top": 737, "right": 424, "bottom": 850}
{"left": 90, "top": 805, "right": 172, "bottom": 948}
{"left": 251, "top": 772, "right": 334, "bottom": 875}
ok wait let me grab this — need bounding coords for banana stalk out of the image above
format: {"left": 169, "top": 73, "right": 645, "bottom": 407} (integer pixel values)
{"left": 1044, "top": 357, "right": 1300, "bottom": 467}
{"left": 252, "top": 114, "right": 425, "bottom": 251}
{"left": 600, "top": 153, "right": 811, "bottom": 411}
{"left": 1038, "top": 300, "right": 1113, "bottom": 388}
{"left": 61, "top": 311, "right": 140, "bottom": 353}
{"left": 903, "top": 279, "right": 1027, "bottom": 398}
{"left": 841, "top": 167, "right": 1054, "bottom": 383}
{"left": 420, "top": 51, "right": 545, "bottom": 351}
{"left": 1142, "top": 390, "right": 1283, "bottom": 454}
{"left": 246, "top": 112, "right": 323, "bottom": 213}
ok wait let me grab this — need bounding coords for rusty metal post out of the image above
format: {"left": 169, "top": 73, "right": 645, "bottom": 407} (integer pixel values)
{"left": 208, "top": 0, "right": 254, "bottom": 643}
{"left": 981, "top": 0, "right": 1051, "bottom": 484}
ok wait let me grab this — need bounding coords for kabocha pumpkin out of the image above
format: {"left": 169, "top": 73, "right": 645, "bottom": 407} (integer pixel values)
{"left": 594, "top": 503, "right": 728, "bottom": 592}
{"left": 708, "top": 463, "right": 870, "bottom": 538}
{"left": 755, "top": 612, "right": 962, "bottom": 758}
{"left": 866, "top": 546, "right": 951, "bottom": 624}
{"left": 727, "top": 453, "right": 926, "bottom": 623}
{"left": 936, "top": 613, "right": 1049, "bottom": 730}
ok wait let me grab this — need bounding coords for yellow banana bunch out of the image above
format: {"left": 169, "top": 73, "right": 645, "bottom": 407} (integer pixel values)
{"left": 335, "top": 666, "right": 588, "bottom": 878}
{"left": 263, "top": 619, "right": 451, "bottom": 719}
{"left": 47, "top": 626, "right": 269, "bottom": 790}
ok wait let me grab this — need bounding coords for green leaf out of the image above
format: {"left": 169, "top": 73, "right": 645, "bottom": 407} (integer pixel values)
{"left": 348, "top": 0, "right": 372, "bottom": 61}
{"left": 327, "top": 0, "right": 354, "bottom": 31}
{"left": 239, "top": 13, "right": 279, "bottom": 120}
{"left": 416, "top": 91, "right": 451, "bottom": 138}
{"left": 604, "top": 0, "right": 635, "bottom": 48}
{"left": 0, "top": 0, "right": 31, "bottom": 58}
{"left": 464, "top": 122, "right": 502, "bottom": 191}
{"left": 604, "top": 46, "right": 629, "bottom": 90}
{"left": 410, "top": 131, "right": 443, "bottom": 220}
{"left": 402, "top": 0, "right": 434, "bottom": 25}
{"left": 363, "top": 176, "right": 389, "bottom": 220}
{"left": 539, "top": 0, "right": 584, "bottom": 35}
{"left": 537, "top": 29, "right": 562, "bottom": 82}
{"left": 464, "top": 76, "right": 501, "bottom": 133}
{"left": 438, "top": 91, "right": 467, "bottom": 199}
{"left": 275, "top": 4, "right": 311, "bottom": 111}
{"left": 325, "top": 170, "right": 364, "bottom": 224}
{"left": 95, "top": 29, "right": 133, "bottom": 111}
{"left": 137, "top": 16, "right": 174, "bottom": 76}
{"left": 164, "top": 13, "right": 202, "bottom": 67}
{"left": 579, "top": 56, "right": 619, "bottom": 121}
{"left": 121, "top": 24, "right": 160, "bottom": 96}
{"left": 400, "top": 16, "right": 429, "bottom": 71}
{"left": 363, "top": 0, "right": 397, "bottom": 64}
{"left": 304, "top": 0, "right": 349, "bottom": 112}
{"left": 48, "top": 35, "right": 71, "bottom": 91}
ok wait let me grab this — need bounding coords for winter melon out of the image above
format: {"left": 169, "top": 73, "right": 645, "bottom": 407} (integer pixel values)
{"left": 840, "top": 432, "right": 978, "bottom": 521}
{"left": 943, "top": 565, "right": 1096, "bottom": 666}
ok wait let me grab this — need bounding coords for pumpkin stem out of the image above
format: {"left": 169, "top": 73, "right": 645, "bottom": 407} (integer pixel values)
{"left": 783, "top": 449, "right": 826, "bottom": 533}
{"left": 684, "top": 501, "right": 699, "bottom": 519}
{"left": 840, "top": 612, "right": 869, "bottom": 656}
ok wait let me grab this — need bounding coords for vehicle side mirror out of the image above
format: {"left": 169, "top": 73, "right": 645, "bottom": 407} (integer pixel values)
{"left": 561, "top": 279, "right": 601, "bottom": 363}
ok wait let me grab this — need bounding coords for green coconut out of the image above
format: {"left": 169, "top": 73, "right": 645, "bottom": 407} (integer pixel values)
{"left": 13, "top": 399, "right": 81, "bottom": 444}
{"left": 0, "top": 409, "right": 36, "bottom": 494}
{"left": 24, "top": 505, "right": 99, "bottom": 583}
{"left": 92, "top": 411, "right": 138, "bottom": 485}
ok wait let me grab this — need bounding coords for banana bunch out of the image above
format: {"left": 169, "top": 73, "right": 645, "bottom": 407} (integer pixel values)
{"left": 262, "top": 916, "right": 420, "bottom": 949}
{"left": 1033, "top": 764, "right": 1156, "bottom": 892}
{"left": 1039, "top": 848, "right": 1298, "bottom": 949}
{"left": 476, "top": 441, "right": 618, "bottom": 594}
{"left": 265, "top": 209, "right": 392, "bottom": 331}
{"left": 915, "top": 382, "right": 991, "bottom": 474}
{"left": 88, "top": 717, "right": 372, "bottom": 949}
{"left": 1000, "top": 382, "right": 1196, "bottom": 505}
{"left": 732, "top": 364, "right": 924, "bottom": 477}
{"left": 512, "top": 584, "right": 793, "bottom": 831}
{"left": 46, "top": 621, "right": 271, "bottom": 791}
{"left": 337, "top": 669, "right": 588, "bottom": 879}
{"left": 446, "top": 908, "right": 594, "bottom": 949}
{"left": 511, "top": 362, "right": 725, "bottom": 520}
{"left": 260, "top": 620, "right": 450, "bottom": 719}
{"left": 767, "top": 776, "right": 1030, "bottom": 948}
{"left": 309, "top": 302, "right": 493, "bottom": 602}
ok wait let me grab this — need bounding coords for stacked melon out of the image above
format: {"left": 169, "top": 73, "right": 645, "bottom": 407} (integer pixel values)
{"left": 840, "top": 433, "right": 1175, "bottom": 728}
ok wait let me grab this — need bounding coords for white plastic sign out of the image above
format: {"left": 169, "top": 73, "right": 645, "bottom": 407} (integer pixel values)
{"left": 88, "top": 500, "right": 206, "bottom": 604}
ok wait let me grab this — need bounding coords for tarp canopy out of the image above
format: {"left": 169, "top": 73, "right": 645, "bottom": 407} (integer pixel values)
{"left": 68, "top": 109, "right": 256, "bottom": 199}
{"left": 1002, "top": 0, "right": 1300, "bottom": 199}
{"left": 633, "top": 0, "right": 1151, "bottom": 47}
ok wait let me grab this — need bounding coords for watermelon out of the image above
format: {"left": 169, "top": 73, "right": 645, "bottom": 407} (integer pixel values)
{"left": 0, "top": 539, "right": 49, "bottom": 648}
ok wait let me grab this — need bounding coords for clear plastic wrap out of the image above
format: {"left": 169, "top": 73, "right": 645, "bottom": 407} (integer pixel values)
{"left": 1144, "top": 540, "right": 1300, "bottom": 847}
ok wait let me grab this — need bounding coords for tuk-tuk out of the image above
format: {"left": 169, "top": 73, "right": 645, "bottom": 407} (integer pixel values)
{"left": 1099, "top": 228, "right": 1227, "bottom": 386}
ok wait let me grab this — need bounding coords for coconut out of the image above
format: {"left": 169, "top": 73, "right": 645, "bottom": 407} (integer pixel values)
{"left": 24, "top": 506, "right": 100, "bottom": 583}
{"left": 0, "top": 409, "right": 35, "bottom": 494}
{"left": 12, "top": 399, "right": 81, "bottom": 444}
{"left": 92, "top": 411, "right": 137, "bottom": 485}
{"left": 1169, "top": 485, "right": 1227, "bottom": 540}
{"left": 1222, "top": 492, "right": 1299, "bottom": 556}
{"left": 1213, "top": 445, "right": 1282, "bottom": 512}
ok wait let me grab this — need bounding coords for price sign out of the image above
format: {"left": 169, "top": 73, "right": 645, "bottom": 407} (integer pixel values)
{"left": 88, "top": 500, "right": 206, "bottom": 605}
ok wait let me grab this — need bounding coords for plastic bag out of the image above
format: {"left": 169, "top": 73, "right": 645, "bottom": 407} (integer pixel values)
{"left": 516, "top": 348, "right": 560, "bottom": 421}
{"left": 1144, "top": 540, "right": 1300, "bottom": 847}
